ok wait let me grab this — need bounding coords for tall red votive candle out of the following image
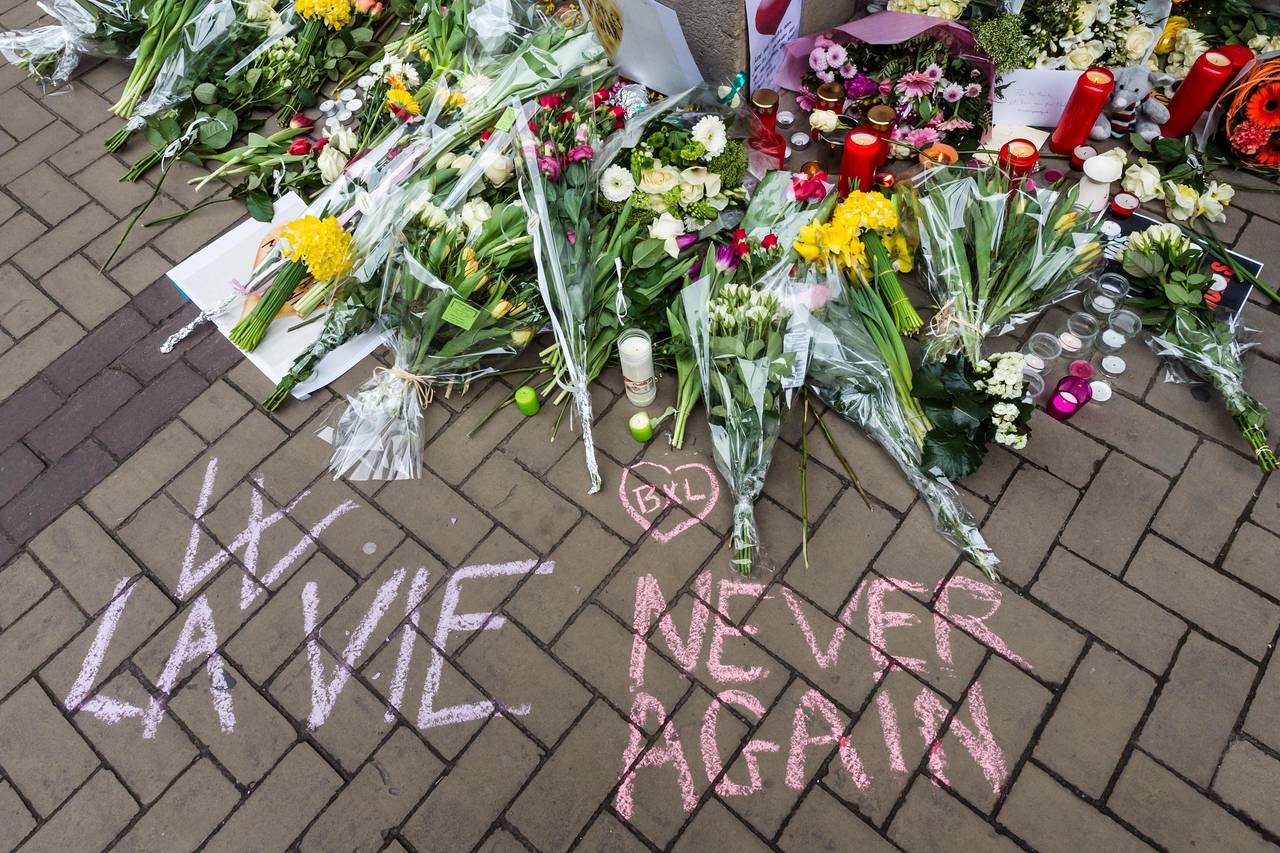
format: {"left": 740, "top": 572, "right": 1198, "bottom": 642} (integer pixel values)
{"left": 998, "top": 138, "right": 1039, "bottom": 182}
{"left": 1049, "top": 67, "right": 1114, "bottom": 155}
{"left": 1217, "top": 43, "right": 1254, "bottom": 76}
{"left": 840, "top": 129, "right": 881, "bottom": 197}
{"left": 1162, "top": 50, "right": 1234, "bottom": 137}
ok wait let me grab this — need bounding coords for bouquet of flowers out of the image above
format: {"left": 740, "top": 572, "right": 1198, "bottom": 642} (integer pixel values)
{"left": 805, "top": 283, "right": 1002, "bottom": 579}
{"left": 329, "top": 202, "right": 541, "bottom": 479}
{"left": 1148, "top": 2, "right": 1280, "bottom": 83}
{"left": 683, "top": 266, "right": 796, "bottom": 573}
{"left": 0, "top": 0, "right": 145, "bottom": 89}
{"left": 1220, "top": 53, "right": 1280, "bottom": 172}
{"left": 794, "top": 27, "right": 992, "bottom": 155}
{"left": 1115, "top": 139, "right": 1236, "bottom": 224}
{"left": 970, "top": 0, "right": 1159, "bottom": 71}
{"left": 1121, "top": 222, "right": 1277, "bottom": 471}
{"left": 901, "top": 166, "right": 1102, "bottom": 365}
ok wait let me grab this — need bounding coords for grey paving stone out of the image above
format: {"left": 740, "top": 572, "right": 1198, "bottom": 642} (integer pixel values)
{"left": 112, "top": 758, "right": 238, "bottom": 853}
{"left": 0, "top": 263, "right": 55, "bottom": 338}
{"left": 30, "top": 505, "right": 143, "bottom": 612}
{"left": 1032, "top": 547, "right": 1186, "bottom": 674}
{"left": 1245, "top": 652, "right": 1280, "bottom": 753}
{"left": 979, "top": 466, "right": 1078, "bottom": 586}
{"left": 1139, "top": 633, "right": 1256, "bottom": 786}
{"left": 1153, "top": 441, "right": 1264, "bottom": 562}
{"left": 1125, "top": 535, "right": 1280, "bottom": 660}
{"left": 674, "top": 798, "right": 771, "bottom": 853}
{"left": 1109, "top": 750, "right": 1273, "bottom": 853}
{"left": 15, "top": 768, "right": 136, "bottom": 853}
{"left": 1223, "top": 522, "right": 1280, "bottom": 599}
{"left": 888, "top": 774, "right": 1021, "bottom": 853}
{"left": 84, "top": 421, "right": 205, "bottom": 529}
{"left": 0, "top": 312, "right": 81, "bottom": 401}
{"left": 0, "top": 680, "right": 99, "bottom": 817}
{"left": 0, "top": 780, "right": 36, "bottom": 851}
{"left": 779, "top": 785, "right": 896, "bottom": 852}
{"left": 1014, "top": 409, "right": 1108, "bottom": 488}
{"left": 0, "top": 553, "right": 50, "bottom": 628}
{"left": 1035, "top": 644, "right": 1155, "bottom": 798}
{"left": 0, "top": 587, "right": 84, "bottom": 698}
{"left": 1071, "top": 393, "right": 1198, "bottom": 477}
{"left": 1060, "top": 453, "right": 1168, "bottom": 575}
{"left": 0, "top": 441, "right": 42, "bottom": 506}
{"left": 1213, "top": 739, "right": 1280, "bottom": 838}
{"left": 999, "top": 763, "right": 1154, "bottom": 853}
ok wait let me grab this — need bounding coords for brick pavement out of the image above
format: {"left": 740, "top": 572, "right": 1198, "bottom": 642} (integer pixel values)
{"left": 3, "top": 38, "right": 1280, "bottom": 853}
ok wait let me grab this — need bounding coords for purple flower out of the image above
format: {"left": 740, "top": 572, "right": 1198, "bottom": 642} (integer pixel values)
{"left": 941, "top": 83, "right": 964, "bottom": 103}
{"left": 826, "top": 44, "right": 847, "bottom": 67}
{"left": 676, "top": 233, "right": 698, "bottom": 251}
{"left": 843, "top": 73, "right": 877, "bottom": 100}
{"left": 797, "top": 92, "right": 817, "bottom": 111}
{"left": 923, "top": 63, "right": 943, "bottom": 82}
{"left": 816, "top": 69, "right": 835, "bottom": 84}
{"left": 567, "top": 144, "right": 593, "bottom": 162}
{"left": 687, "top": 259, "right": 702, "bottom": 280}
{"left": 965, "top": 83, "right": 982, "bottom": 98}
{"left": 814, "top": 32, "right": 835, "bottom": 48}
{"left": 840, "top": 62, "right": 855, "bottom": 77}
{"left": 714, "top": 244, "right": 739, "bottom": 272}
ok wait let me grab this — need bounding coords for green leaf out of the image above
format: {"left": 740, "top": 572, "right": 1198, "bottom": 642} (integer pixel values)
{"left": 350, "top": 26, "right": 373, "bottom": 42}
{"left": 193, "top": 82, "right": 218, "bottom": 104}
{"left": 245, "top": 190, "right": 274, "bottom": 222}
{"left": 631, "top": 239, "right": 669, "bottom": 270}
{"left": 921, "top": 429, "right": 986, "bottom": 481}
{"left": 245, "top": 67, "right": 261, "bottom": 88}
{"left": 246, "top": 132, "right": 272, "bottom": 149}
{"left": 196, "top": 108, "right": 237, "bottom": 151}
{"left": 326, "top": 38, "right": 348, "bottom": 57}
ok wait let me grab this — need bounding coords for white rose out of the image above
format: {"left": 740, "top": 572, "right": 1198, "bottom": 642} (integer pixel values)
{"left": 411, "top": 198, "right": 448, "bottom": 228}
{"left": 460, "top": 199, "right": 493, "bottom": 236}
{"left": 317, "top": 146, "right": 347, "bottom": 184}
{"left": 648, "top": 212, "right": 685, "bottom": 258}
{"left": 328, "top": 124, "right": 357, "bottom": 156}
{"left": 600, "top": 164, "right": 635, "bottom": 203}
{"left": 691, "top": 115, "right": 727, "bottom": 159}
{"left": 638, "top": 164, "right": 679, "bottom": 195}
{"left": 480, "top": 151, "right": 514, "bottom": 187}
{"left": 451, "top": 153, "right": 476, "bottom": 174}
{"left": 1124, "top": 25, "right": 1153, "bottom": 61}
{"left": 1065, "top": 42, "right": 1100, "bottom": 70}
{"left": 1165, "top": 183, "right": 1198, "bottom": 221}
{"left": 1121, "top": 159, "right": 1162, "bottom": 202}
{"left": 1075, "top": 2, "right": 1097, "bottom": 29}
{"left": 646, "top": 193, "right": 669, "bottom": 214}
{"left": 809, "top": 109, "right": 839, "bottom": 133}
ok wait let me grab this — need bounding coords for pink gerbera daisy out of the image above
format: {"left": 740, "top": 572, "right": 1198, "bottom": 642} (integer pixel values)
{"left": 965, "top": 83, "right": 982, "bottom": 97}
{"left": 936, "top": 117, "right": 975, "bottom": 132}
{"left": 941, "top": 83, "right": 964, "bottom": 103}
{"left": 895, "top": 71, "right": 935, "bottom": 98}
{"left": 923, "top": 63, "right": 944, "bottom": 82}
{"left": 905, "top": 126, "right": 941, "bottom": 147}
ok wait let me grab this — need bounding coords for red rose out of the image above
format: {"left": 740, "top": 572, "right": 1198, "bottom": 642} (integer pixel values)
{"left": 761, "top": 233, "right": 778, "bottom": 249}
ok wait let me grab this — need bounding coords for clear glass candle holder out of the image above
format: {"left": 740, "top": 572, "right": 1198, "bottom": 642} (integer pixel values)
{"left": 1084, "top": 273, "right": 1130, "bottom": 316}
{"left": 1023, "top": 370, "right": 1046, "bottom": 402}
{"left": 1022, "top": 333, "right": 1062, "bottom": 374}
{"left": 1107, "top": 308, "right": 1142, "bottom": 340}
{"left": 1057, "top": 313, "right": 1100, "bottom": 356}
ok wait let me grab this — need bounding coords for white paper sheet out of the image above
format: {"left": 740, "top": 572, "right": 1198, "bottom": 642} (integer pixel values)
{"left": 975, "top": 124, "right": 1050, "bottom": 164}
{"left": 746, "top": 0, "right": 802, "bottom": 92}
{"left": 993, "top": 69, "right": 1084, "bottom": 128}
{"left": 166, "top": 193, "right": 383, "bottom": 400}
{"left": 582, "top": 0, "right": 703, "bottom": 96}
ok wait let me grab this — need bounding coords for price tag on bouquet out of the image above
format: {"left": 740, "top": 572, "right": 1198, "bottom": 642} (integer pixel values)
{"left": 781, "top": 328, "right": 810, "bottom": 392}
{"left": 442, "top": 297, "right": 482, "bottom": 330}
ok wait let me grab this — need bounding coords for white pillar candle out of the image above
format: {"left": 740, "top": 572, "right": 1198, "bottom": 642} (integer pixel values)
{"left": 1075, "top": 155, "right": 1122, "bottom": 213}
{"left": 618, "top": 328, "right": 657, "bottom": 406}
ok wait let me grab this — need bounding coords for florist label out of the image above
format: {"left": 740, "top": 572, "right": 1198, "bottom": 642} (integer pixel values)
{"left": 441, "top": 296, "right": 482, "bottom": 330}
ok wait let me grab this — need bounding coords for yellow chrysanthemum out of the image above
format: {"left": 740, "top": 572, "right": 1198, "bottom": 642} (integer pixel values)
{"left": 295, "top": 0, "right": 351, "bottom": 28}
{"left": 280, "top": 215, "right": 354, "bottom": 282}
{"left": 386, "top": 86, "right": 421, "bottom": 115}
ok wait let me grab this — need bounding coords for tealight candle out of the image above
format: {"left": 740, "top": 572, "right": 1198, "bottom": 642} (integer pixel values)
{"left": 1110, "top": 192, "right": 1139, "bottom": 217}
{"left": 1022, "top": 332, "right": 1062, "bottom": 373}
{"left": 1061, "top": 311, "right": 1101, "bottom": 354}
{"left": 1090, "top": 380, "right": 1113, "bottom": 402}
{"left": 1162, "top": 50, "right": 1234, "bottom": 138}
{"left": 514, "top": 385, "right": 540, "bottom": 417}
{"left": 840, "top": 129, "right": 881, "bottom": 197}
{"left": 1217, "top": 43, "right": 1255, "bottom": 75}
{"left": 919, "top": 143, "right": 959, "bottom": 166}
{"left": 1099, "top": 329, "right": 1126, "bottom": 352}
{"left": 628, "top": 412, "right": 653, "bottom": 442}
{"left": 790, "top": 131, "right": 811, "bottom": 151}
{"left": 1100, "top": 355, "right": 1127, "bottom": 377}
{"left": 1058, "top": 332, "right": 1084, "bottom": 354}
{"left": 776, "top": 110, "right": 796, "bottom": 130}
{"left": 618, "top": 328, "right": 657, "bottom": 406}
{"left": 1070, "top": 145, "right": 1097, "bottom": 170}
{"left": 1050, "top": 67, "right": 1114, "bottom": 155}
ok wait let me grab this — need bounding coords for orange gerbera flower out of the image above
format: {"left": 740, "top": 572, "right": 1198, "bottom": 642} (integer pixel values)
{"left": 1245, "top": 83, "right": 1280, "bottom": 130}
{"left": 1254, "top": 144, "right": 1280, "bottom": 167}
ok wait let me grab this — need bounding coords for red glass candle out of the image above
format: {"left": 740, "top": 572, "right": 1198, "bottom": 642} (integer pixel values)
{"left": 1046, "top": 375, "right": 1093, "bottom": 420}
{"left": 1049, "top": 67, "right": 1114, "bottom": 155}
{"left": 751, "top": 88, "right": 779, "bottom": 136}
{"left": 840, "top": 129, "right": 881, "bottom": 197}
{"left": 1162, "top": 50, "right": 1234, "bottom": 137}
{"left": 998, "top": 138, "right": 1039, "bottom": 182}
{"left": 1070, "top": 145, "right": 1096, "bottom": 170}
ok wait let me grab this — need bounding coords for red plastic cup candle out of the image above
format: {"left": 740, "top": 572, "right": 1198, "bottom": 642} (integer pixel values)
{"left": 1070, "top": 145, "right": 1097, "bottom": 170}
{"left": 751, "top": 88, "right": 779, "bottom": 136}
{"left": 1046, "top": 375, "right": 1093, "bottom": 420}
{"left": 1049, "top": 67, "right": 1114, "bottom": 155}
{"left": 1110, "top": 192, "right": 1139, "bottom": 217}
{"left": 866, "top": 104, "right": 896, "bottom": 167}
{"left": 840, "top": 129, "right": 881, "bottom": 197}
{"left": 998, "top": 138, "right": 1039, "bottom": 181}
{"left": 1162, "top": 50, "right": 1234, "bottom": 138}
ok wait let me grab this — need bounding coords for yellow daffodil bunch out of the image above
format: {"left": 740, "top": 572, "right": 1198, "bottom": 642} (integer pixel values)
{"left": 295, "top": 0, "right": 352, "bottom": 29}
{"left": 280, "top": 215, "right": 355, "bottom": 282}
{"left": 793, "top": 190, "right": 913, "bottom": 278}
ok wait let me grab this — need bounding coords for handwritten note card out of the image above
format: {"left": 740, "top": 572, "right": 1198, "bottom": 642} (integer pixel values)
{"left": 993, "top": 69, "right": 1084, "bottom": 128}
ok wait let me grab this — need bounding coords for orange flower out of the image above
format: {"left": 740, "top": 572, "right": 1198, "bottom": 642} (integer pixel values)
{"left": 1245, "top": 83, "right": 1280, "bottom": 130}
{"left": 1254, "top": 144, "right": 1280, "bottom": 167}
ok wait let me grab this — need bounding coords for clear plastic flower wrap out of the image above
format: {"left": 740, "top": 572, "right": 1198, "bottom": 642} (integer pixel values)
{"left": 329, "top": 206, "right": 543, "bottom": 480}
{"left": 901, "top": 165, "right": 1102, "bottom": 364}
{"left": 0, "top": 0, "right": 145, "bottom": 89}
{"left": 802, "top": 268, "right": 1000, "bottom": 578}
{"left": 683, "top": 262, "right": 798, "bottom": 573}
{"left": 1148, "top": 309, "right": 1277, "bottom": 470}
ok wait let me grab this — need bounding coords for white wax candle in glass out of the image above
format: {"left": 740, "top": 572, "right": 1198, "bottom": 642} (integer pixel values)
{"left": 1059, "top": 332, "right": 1083, "bottom": 353}
{"left": 618, "top": 328, "right": 657, "bottom": 406}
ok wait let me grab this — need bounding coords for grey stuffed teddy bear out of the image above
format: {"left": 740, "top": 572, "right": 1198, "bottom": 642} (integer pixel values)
{"left": 1090, "top": 66, "right": 1177, "bottom": 142}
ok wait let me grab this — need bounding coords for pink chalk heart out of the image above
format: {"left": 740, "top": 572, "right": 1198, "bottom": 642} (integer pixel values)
{"left": 618, "top": 460, "right": 720, "bottom": 543}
